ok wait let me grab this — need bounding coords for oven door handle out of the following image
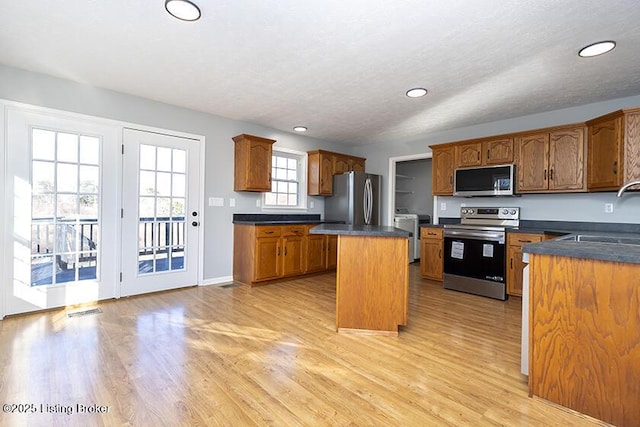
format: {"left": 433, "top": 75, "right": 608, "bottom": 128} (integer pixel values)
{"left": 444, "top": 229, "right": 505, "bottom": 243}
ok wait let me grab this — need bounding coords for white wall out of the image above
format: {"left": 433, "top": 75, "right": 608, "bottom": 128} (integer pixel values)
{"left": 0, "top": 65, "right": 355, "bottom": 283}
{"left": 3, "top": 63, "right": 640, "bottom": 285}
{"left": 353, "top": 94, "right": 640, "bottom": 225}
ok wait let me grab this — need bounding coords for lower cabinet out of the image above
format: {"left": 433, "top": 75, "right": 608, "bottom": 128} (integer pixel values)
{"left": 305, "top": 230, "right": 327, "bottom": 273}
{"left": 326, "top": 235, "right": 338, "bottom": 269}
{"left": 506, "top": 232, "right": 545, "bottom": 296}
{"left": 234, "top": 224, "right": 336, "bottom": 286}
{"left": 420, "top": 227, "right": 443, "bottom": 281}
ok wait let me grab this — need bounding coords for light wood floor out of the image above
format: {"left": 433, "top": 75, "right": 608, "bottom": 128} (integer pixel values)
{"left": 0, "top": 265, "right": 608, "bottom": 426}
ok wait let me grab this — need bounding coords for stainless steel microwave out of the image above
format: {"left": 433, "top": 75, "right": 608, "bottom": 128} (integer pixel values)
{"left": 453, "top": 164, "right": 515, "bottom": 197}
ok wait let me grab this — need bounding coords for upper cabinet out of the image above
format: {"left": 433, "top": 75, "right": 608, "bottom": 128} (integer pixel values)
{"left": 515, "top": 125, "right": 586, "bottom": 193}
{"left": 432, "top": 145, "right": 455, "bottom": 195}
{"left": 587, "top": 107, "right": 640, "bottom": 191}
{"left": 307, "top": 150, "right": 366, "bottom": 196}
{"left": 484, "top": 137, "right": 514, "bottom": 165}
{"left": 455, "top": 138, "right": 514, "bottom": 168}
{"left": 233, "top": 134, "right": 276, "bottom": 192}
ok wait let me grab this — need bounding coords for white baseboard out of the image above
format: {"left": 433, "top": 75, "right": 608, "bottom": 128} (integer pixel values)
{"left": 200, "top": 276, "right": 234, "bottom": 286}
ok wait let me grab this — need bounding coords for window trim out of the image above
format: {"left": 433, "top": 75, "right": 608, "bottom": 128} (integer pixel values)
{"left": 262, "top": 148, "right": 308, "bottom": 210}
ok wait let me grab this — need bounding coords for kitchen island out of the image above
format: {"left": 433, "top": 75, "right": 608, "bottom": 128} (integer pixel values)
{"left": 523, "top": 232, "right": 640, "bottom": 427}
{"left": 310, "top": 224, "right": 411, "bottom": 336}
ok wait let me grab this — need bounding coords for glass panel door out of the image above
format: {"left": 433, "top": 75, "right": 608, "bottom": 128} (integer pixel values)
{"left": 121, "top": 129, "right": 201, "bottom": 296}
{"left": 5, "top": 108, "right": 119, "bottom": 316}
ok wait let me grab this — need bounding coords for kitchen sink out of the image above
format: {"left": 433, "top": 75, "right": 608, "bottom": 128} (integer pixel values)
{"left": 558, "top": 234, "right": 640, "bottom": 245}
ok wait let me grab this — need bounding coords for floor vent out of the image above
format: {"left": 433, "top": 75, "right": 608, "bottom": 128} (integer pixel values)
{"left": 220, "top": 283, "right": 239, "bottom": 289}
{"left": 67, "top": 307, "right": 103, "bottom": 318}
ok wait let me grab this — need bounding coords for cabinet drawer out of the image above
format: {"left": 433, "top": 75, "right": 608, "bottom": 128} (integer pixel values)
{"left": 255, "top": 226, "right": 282, "bottom": 238}
{"left": 421, "top": 227, "right": 443, "bottom": 239}
{"left": 282, "top": 225, "right": 306, "bottom": 236}
{"left": 507, "top": 233, "right": 543, "bottom": 246}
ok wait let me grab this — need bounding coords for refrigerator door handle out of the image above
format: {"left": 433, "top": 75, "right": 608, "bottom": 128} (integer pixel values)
{"left": 364, "top": 177, "right": 372, "bottom": 225}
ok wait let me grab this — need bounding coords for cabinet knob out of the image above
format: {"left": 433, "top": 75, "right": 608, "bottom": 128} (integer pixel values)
{"left": 613, "top": 161, "right": 618, "bottom": 175}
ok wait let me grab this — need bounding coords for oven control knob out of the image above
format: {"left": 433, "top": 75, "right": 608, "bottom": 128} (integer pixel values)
{"left": 502, "top": 209, "right": 509, "bottom": 215}
{"left": 461, "top": 208, "right": 468, "bottom": 214}
{"left": 509, "top": 209, "right": 517, "bottom": 215}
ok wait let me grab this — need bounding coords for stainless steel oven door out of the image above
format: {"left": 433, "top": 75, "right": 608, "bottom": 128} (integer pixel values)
{"left": 443, "top": 229, "right": 507, "bottom": 300}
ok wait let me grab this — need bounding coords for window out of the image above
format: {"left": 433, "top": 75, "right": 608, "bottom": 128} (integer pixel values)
{"left": 31, "top": 128, "right": 101, "bottom": 285}
{"left": 264, "top": 150, "right": 306, "bottom": 208}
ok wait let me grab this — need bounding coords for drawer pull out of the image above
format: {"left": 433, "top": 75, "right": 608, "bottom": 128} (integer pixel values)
{"left": 518, "top": 239, "right": 532, "bottom": 243}
{"left": 264, "top": 231, "right": 274, "bottom": 234}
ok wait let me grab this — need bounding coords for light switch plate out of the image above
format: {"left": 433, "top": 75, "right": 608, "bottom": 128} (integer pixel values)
{"left": 208, "top": 197, "right": 224, "bottom": 207}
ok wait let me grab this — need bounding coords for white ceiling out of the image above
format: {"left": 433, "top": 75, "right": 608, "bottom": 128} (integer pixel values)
{"left": 1, "top": 0, "right": 640, "bottom": 146}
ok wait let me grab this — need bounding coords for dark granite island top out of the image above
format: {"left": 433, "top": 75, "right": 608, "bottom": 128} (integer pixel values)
{"left": 310, "top": 223, "right": 411, "bottom": 238}
{"left": 522, "top": 231, "right": 640, "bottom": 264}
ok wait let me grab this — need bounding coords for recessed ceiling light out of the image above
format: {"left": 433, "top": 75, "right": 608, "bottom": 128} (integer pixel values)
{"left": 578, "top": 41, "right": 616, "bottom": 58}
{"left": 165, "top": 0, "right": 201, "bottom": 21}
{"left": 293, "top": 126, "right": 308, "bottom": 132}
{"left": 406, "top": 88, "right": 428, "bottom": 98}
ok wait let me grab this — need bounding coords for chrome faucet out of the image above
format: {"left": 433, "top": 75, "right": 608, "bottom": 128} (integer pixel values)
{"left": 616, "top": 181, "right": 640, "bottom": 197}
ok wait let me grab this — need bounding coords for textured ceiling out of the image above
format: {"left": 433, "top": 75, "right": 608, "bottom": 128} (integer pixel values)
{"left": 1, "top": 0, "right": 640, "bottom": 146}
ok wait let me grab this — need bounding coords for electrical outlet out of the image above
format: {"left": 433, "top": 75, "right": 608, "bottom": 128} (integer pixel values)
{"left": 229, "top": 198, "right": 236, "bottom": 207}
{"left": 256, "top": 199, "right": 261, "bottom": 207}
{"left": 310, "top": 201, "right": 315, "bottom": 209}
{"left": 440, "top": 202, "right": 447, "bottom": 211}
{"left": 604, "top": 203, "right": 614, "bottom": 213}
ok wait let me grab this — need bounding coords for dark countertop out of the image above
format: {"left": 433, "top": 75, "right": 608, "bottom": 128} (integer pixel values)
{"left": 232, "top": 213, "right": 342, "bottom": 225}
{"left": 310, "top": 224, "right": 411, "bottom": 237}
{"left": 234, "top": 219, "right": 333, "bottom": 225}
{"left": 523, "top": 231, "right": 640, "bottom": 264}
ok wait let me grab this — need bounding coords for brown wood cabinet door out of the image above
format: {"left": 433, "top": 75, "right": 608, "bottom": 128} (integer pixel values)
{"left": 515, "top": 133, "right": 549, "bottom": 192}
{"left": 420, "top": 239, "right": 443, "bottom": 281}
{"left": 254, "top": 237, "right": 281, "bottom": 281}
{"left": 484, "top": 138, "right": 514, "bottom": 165}
{"left": 588, "top": 117, "right": 623, "bottom": 190}
{"left": 506, "top": 233, "right": 543, "bottom": 296}
{"left": 233, "top": 134, "right": 275, "bottom": 191}
{"left": 624, "top": 111, "right": 640, "bottom": 183}
{"left": 326, "top": 235, "right": 338, "bottom": 269}
{"left": 455, "top": 142, "right": 482, "bottom": 168}
{"left": 320, "top": 154, "right": 334, "bottom": 195}
{"left": 548, "top": 127, "right": 586, "bottom": 191}
{"left": 432, "top": 146, "right": 454, "bottom": 195}
{"left": 507, "top": 246, "right": 524, "bottom": 297}
{"left": 282, "top": 236, "right": 304, "bottom": 276}
{"left": 350, "top": 158, "right": 366, "bottom": 172}
{"left": 305, "top": 234, "right": 326, "bottom": 273}
{"left": 334, "top": 155, "right": 349, "bottom": 174}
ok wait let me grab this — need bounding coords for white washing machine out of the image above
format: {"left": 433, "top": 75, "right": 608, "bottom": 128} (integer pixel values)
{"left": 394, "top": 208, "right": 419, "bottom": 263}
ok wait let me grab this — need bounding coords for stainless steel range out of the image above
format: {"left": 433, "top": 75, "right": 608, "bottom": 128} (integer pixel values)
{"left": 443, "top": 207, "right": 520, "bottom": 300}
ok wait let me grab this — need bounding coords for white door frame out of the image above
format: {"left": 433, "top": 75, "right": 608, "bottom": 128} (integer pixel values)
{"left": 0, "top": 104, "right": 6, "bottom": 319}
{"left": 1, "top": 99, "right": 206, "bottom": 318}
{"left": 387, "top": 152, "right": 433, "bottom": 226}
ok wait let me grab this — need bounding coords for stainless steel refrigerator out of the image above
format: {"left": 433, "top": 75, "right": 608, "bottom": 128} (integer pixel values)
{"left": 325, "top": 171, "right": 381, "bottom": 225}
